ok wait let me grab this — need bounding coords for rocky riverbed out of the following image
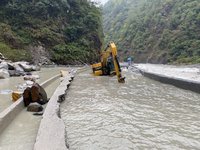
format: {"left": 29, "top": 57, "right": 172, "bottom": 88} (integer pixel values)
{"left": 0, "top": 53, "right": 40, "bottom": 79}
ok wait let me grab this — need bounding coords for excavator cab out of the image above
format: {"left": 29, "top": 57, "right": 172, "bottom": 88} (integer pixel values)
{"left": 91, "top": 42, "right": 125, "bottom": 83}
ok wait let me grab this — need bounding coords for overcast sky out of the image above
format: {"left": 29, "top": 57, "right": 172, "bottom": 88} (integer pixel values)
{"left": 91, "top": 0, "right": 109, "bottom": 5}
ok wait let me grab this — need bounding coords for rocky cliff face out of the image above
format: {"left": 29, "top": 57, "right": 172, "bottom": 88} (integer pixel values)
{"left": 0, "top": 0, "right": 103, "bottom": 65}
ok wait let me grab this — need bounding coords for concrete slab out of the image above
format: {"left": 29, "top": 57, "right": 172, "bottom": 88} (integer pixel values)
{"left": 34, "top": 75, "right": 74, "bottom": 150}
{"left": 0, "top": 74, "right": 60, "bottom": 134}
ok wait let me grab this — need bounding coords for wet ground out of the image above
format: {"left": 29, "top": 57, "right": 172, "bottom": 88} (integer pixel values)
{"left": 61, "top": 69, "right": 200, "bottom": 150}
{"left": 0, "top": 67, "right": 68, "bottom": 150}
{"left": 0, "top": 67, "right": 65, "bottom": 112}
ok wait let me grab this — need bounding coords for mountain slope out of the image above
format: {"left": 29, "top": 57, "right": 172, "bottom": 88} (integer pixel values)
{"left": 103, "top": 0, "right": 200, "bottom": 64}
{"left": 0, "top": 0, "right": 103, "bottom": 64}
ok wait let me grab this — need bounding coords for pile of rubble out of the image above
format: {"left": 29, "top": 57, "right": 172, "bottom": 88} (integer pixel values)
{"left": 0, "top": 53, "right": 40, "bottom": 79}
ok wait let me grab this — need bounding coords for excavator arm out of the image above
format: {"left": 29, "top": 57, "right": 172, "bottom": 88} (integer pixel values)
{"left": 91, "top": 42, "right": 125, "bottom": 83}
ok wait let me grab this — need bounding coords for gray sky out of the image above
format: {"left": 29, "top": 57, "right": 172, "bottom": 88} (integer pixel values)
{"left": 91, "top": 0, "right": 109, "bottom": 5}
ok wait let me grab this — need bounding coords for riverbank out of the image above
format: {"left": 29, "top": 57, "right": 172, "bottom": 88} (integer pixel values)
{"left": 133, "top": 63, "right": 200, "bottom": 93}
{"left": 134, "top": 64, "right": 200, "bottom": 82}
{"left": 0, "top": 67, "right": 72, "bottom": 150}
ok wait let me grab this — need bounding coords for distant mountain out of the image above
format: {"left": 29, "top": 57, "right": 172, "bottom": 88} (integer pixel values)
{"left": 103, "top": 0, "right": 200, "bottom": 64}
{"left": 0, "top": 0, "right": 103, "bottom": 64}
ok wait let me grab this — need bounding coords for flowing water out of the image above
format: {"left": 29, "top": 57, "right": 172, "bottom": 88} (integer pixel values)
{"left": 0, "top": 67, "right": 69, "bottom": 150}
{"left": 61, "top": 70, "right": 200, "bottom": 150}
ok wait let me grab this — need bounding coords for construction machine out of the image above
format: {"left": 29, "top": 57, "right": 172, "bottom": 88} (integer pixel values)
{"left": 91, "top": 42, "right": 125, "bottom": 83}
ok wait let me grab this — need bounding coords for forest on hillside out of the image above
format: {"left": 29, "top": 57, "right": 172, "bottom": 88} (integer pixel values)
{"left": 0, "top": 0, "right": 103, "bottom": 64}
{"left": 103, "top": 0, "right": 200, "bottom": 64}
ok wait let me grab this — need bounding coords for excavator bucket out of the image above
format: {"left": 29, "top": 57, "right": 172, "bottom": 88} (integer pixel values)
{"left": 118, "top": 76, "right": 125, "bottom": 83}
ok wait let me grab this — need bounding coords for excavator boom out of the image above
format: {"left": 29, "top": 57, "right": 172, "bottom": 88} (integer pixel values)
{"left": 91, "top": 42, "right": 125, "bottom": 83}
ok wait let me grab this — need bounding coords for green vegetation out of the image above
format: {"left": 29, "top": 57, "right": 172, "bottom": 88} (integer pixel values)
{"left": 0, "top": 42, "right": 31, "bottom": 62}
{"left": 0, "top": 0, "right": 103, "bottom": 64}
{"left": 103, "top": 0, "right": 200, "bottom": 64}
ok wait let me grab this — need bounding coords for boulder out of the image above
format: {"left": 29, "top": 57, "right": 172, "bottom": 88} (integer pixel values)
{"left": 8, "top": 70, "right": 20, "bottom": 76}
{"left": 9, "top": 70, "right": 26, "bottom": 76}
{"left": 13, "top": 63, "right": 24, "bottom": 71}
{"left": 24, "top": 74, "right": 40, "bottom": 81}
{"left": 8, "top": 63, "right": 15, "bottom": 70}
{"left": 25, "top": 80, "right": 34, "bottom": 87}
{"left": 31, "top": 83, "right": 48, "bottom": 104}
{"left": 0, "top": 61, "right": 8, "bottom": 70}
{"left": 23, "top": 87, "right": 32, "bottom": 107}
{"left": 0, "top": 69, "right": 10, "bottom": 79}
{"left": 23, "top": 83, "right": 48, "bottom": 106}
{"left": 31, "top": 65, "right": 41, "bottom": 71}
{"left": 18, "top": 62, "right": 32, "bottom": 72}
{"left": 13, "top": 63, "right": 25, "bottom": 76}
{"left": 27, "top": 102, "right": 43, "bottom": 112}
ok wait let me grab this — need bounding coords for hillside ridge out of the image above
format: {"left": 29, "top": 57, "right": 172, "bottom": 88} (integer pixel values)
{"left": 103, "top": 0, "right": 200, "bottom": 64}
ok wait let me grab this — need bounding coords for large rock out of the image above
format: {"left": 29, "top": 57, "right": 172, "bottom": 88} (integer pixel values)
{"left": 0, "top": 61, "right": 8, "bottom": 70}
{"left": 27, "top": 103, "right": 43, "bottom": 112}
{"left": 23, "top": 83, "right": 48, "bottom": 107}
{"left": 13, "top": 63, "right": 25, "bottom": 76}
{"left": 18, "top": 62, "right": 32, "bottom": 72}
{"left": 0, "top": 69, "right": 10, "bottom": 79}
{"left": 31, "top": 65, "right": 41, "bottom": 71}
{"left": 24, "top": 74, "right": 40, "bottom": 81}
{"left": 31, "top": 83, "right": 48, "bottom": 104}
{"left": 7, "top": 63, "right": 15, "bottom": 70}
{"left": 13, "top": 63, "right": 24, "bottom": 72}
{"left": 8, "top": 70, "right": 20, "bottom": 76}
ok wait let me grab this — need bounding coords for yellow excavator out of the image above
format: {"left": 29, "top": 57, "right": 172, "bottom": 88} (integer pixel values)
{"left": 91, "top": 42, "right": 125, "bottom": 83}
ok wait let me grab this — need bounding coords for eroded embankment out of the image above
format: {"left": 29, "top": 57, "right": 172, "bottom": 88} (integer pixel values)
{"left": 0, "top": 74, "right": 60, "bottom": 135}
{"left": 34, "top": 73, "right": 75, "bottom": 150}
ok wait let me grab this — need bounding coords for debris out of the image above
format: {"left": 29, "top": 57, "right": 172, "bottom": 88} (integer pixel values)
{"left": 12, "top": 91, "right": 23, "bottom": 101}
{"left": 27, "top": 102, "right": 43, "bottom": 112}
{"left": 24, "top": 74, "right": 40, "bottom": 81}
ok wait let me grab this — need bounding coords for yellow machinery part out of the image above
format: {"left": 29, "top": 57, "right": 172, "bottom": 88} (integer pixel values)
{"left": 92, "top": 62, "right": 103, "bottom": 76}
{"left": 60, "top": 70, "right": 69, "bottom": 77}
{"left": 12, "top": 91, "right": 22, "bottom": 101}
{"left": 94, "top": 70, "right": 103, "bottom": 76}
{"left": 91, "top": 62, "right": 102, "bottom": 69}
{"left": 91, "top": 42, "right": 125, "bottom": 83}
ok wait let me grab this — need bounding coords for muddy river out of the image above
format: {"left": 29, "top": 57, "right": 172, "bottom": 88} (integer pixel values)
{"left": 61, "top": 70, "right": 200, "bottom": 150}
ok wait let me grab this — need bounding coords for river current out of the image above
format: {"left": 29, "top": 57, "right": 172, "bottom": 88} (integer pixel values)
{"left": 61, "top": 70, "right": 200, "bottom": 150}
